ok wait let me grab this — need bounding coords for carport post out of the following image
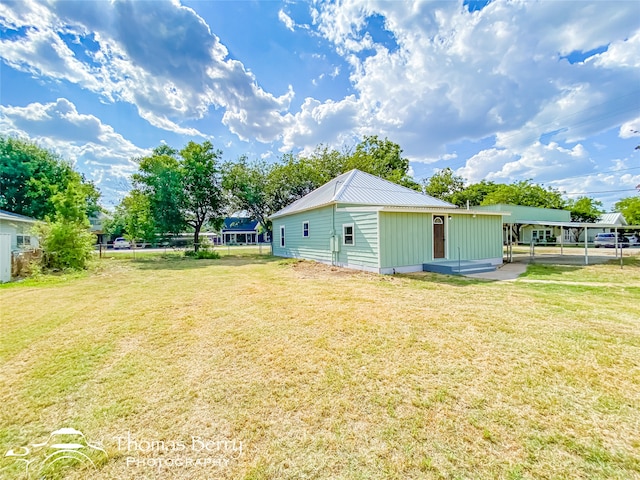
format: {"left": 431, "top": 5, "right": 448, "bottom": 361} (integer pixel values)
{"left": 614, "top": 227, "right": 619, "bottom": 258}
{"left": 560, "top": 226, "right": 564, "bottom": 256}
{"left": 584, "top": 226, "right": 589, "bottom": 265}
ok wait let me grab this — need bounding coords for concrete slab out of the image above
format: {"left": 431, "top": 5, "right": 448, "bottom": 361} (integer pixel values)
{"left": 463, "top": 262, "right": 528, "bottom": 281}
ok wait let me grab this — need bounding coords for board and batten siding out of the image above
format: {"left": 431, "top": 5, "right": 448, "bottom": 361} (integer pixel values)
{"left": 447, "top": 214, "right": 503, "bottom": 262}
{"left": 378, "top": 212, "right": 432, "bottom": 270}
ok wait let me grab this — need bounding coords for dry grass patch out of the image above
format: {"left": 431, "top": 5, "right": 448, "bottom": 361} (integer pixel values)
{"left": 1, "top": 255, "right": 639, "bottom": 479}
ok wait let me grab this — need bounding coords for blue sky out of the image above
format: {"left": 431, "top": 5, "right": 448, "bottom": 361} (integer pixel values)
{"left": 1, "top": 0, "right": 639, "bottom": 210}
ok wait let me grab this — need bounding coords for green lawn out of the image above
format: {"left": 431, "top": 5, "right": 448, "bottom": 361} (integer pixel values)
{"left": 1, "top": 254, "right": 639, "bottom": 479}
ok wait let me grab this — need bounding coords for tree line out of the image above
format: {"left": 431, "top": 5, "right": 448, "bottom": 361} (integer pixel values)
{"left": 2, "top": 134, "right": 639, "bottom": 268}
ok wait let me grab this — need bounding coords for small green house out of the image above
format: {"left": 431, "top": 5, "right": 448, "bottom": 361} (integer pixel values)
{"left": 270, "top": 170, "right": 504, "bottom": 274}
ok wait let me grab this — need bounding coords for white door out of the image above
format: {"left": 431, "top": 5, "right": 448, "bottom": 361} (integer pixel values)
{"left": 0, "top": 234, "right": 11, "bottom": 283}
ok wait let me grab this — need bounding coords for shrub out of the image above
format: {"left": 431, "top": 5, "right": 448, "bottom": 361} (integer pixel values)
{"left": 184, "top": 249, "right": 220, "bottom": 260}
{"left": 35, "top": 220, "right": 96, "bottom": 271}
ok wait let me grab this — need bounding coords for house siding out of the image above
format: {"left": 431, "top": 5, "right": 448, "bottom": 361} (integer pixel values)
{"left": 379, "top": 212, "right": 432, "bottom": 269}
{"left": 448, "top": 214, "right": 503, "bottom": 261}
{"left": 334, "top": 209, "right": 379, "bottom": 269}
{"left": 271, "top": 206, "right": 379, "bottom": 270}
{"left": 272, "top": 206, "right": 334, "bottom": 263}
{"left": 0, "top": 219, "right": 38, "bottom": 250}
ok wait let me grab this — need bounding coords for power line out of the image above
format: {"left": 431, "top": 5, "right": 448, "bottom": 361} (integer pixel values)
{"left": 563, "top": 188, "right": 638, "bottom": 195}
{"left": 548, "top": 166, "right": 640, "bottom": 182}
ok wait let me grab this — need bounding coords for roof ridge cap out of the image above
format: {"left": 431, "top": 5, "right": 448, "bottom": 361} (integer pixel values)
{"left": 332, "top": 169, "right": 358, "bottom": 202}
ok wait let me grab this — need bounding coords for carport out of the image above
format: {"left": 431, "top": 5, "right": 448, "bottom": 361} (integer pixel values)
{"left": 504, "top": 220, "right": 640, "bottom": 265}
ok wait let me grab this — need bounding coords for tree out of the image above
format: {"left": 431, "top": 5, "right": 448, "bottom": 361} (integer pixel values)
{"left": 179, "top": 141, "right": 226, "bottom": 250}
{"left": 422, "top": 168, "right": 465, "bottom": 203}
{"left": 615, "top": 196, "right": 640, "bottom": 225}
{"left": 133, "top": 146, "right": 184, "bottom": 237}
{"left": 132, "top": 141, "right": 227, "bottom": 251}
{"left": 346, "top": 136, "right": 420, "bottom": 190}
{"left": 115, "top": 190, "right": 156, "bottom": 246}
{"left": 481, "top": 180, "right": 565, "bottom": 209}
{"left": 482, "top": 180, "right": 566, "bottom": 242}
{"left": 565, "top": 196, "right": 604, "bottom": 242}
{"left": 35, "top": 183, "right": 96, "bottom": 271}
{"left": 222, "top": 157, "right": 273, "bottom": 234}
{"left": 0, "top": 136, "right": 100, "bottom": 220}
{"left": 452, "top": 180, "right": 499, "bottom": 207}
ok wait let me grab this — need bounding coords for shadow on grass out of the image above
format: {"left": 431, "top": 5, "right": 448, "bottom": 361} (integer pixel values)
{"left": 518, "top": 256, "right": 639, "bottom": 278}
{"left": 399, "top": 271, "right": 493, "bottom": 287}
{"left": 115, "top": 253, "right": 281, "bottom": 271}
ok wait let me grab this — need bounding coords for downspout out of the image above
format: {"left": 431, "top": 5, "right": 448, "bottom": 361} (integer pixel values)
{"left": 332, "top": 203, "right": 336, "bottom": 266}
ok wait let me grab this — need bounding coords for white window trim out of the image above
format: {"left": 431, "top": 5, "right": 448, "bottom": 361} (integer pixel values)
{"left": 343, "top": 223, "right": 355, "bottom": 246}
{"left": 302, "top": 221, "right": 309, "bottom": 238}
{"left": 280, "top": 225, "right": 285, "bottom": 247}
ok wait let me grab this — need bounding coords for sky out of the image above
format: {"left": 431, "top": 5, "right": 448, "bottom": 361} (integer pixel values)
{"left": 1, "top": 0, "right": 639, "bottom": 211}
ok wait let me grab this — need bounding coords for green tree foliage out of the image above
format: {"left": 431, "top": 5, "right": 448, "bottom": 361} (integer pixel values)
{"left": 565, "top": 196, "right": 604, "bottom": 243}
{"left": 108, "top": 190, "right": 156, "bottom": 245}
{"left": 346, "top": 136, "right": 420, "bottom": 190}
{"left": 422, "top": 168, "right": 465, "bottom": 204}
{"left": 133, "top": 145, "right": 184, "bottom": 236}
{"left": 481, "top": 180, "right": 565, "bottom": 209}
{"left": 451, "top": 180, "right": 499, "bottom": 207}
{"left": 179, "top": 141, "right": 226, "bottom": 250}
{"left": 615, "top": 196, "right": 640, "bottom": 225}
{"left": 132, "top": 141, "right": 226, "bottom": 251}
{"left": 566, "top": 196, "right": 604, "bottom": 223}
{"left": 35, "top": 185, "right": 96, "bottom": 270}
{"left": 0, "top": 136, "right": 100, "bottom": 220}
{"left": 222, "top": 157, "right": 273, "bottom": 233}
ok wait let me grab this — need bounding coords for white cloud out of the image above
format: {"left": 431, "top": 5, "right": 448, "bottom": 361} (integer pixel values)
{"left": 0, "top": 0, "right": 293, "bottom": 141}
{"left": 274, "top": 0, "right": 640, "bottom": 200}
{"left": 278, "top": 10, "right": 295, "bottom": 31}
{"left": 0, "top": 99, "right": 148, "bottom": 206}
{"left": 619, "top": 117, "right": 640, "bottom": 139}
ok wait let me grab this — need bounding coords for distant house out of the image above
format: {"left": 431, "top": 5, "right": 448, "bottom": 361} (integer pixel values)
{"left": 474, "top": 204, "right": 571, "bottom": 243}
{"left": 221, "top": 217, "right": 267, "bottom": 245}
{"left": 89, "top": 211, "right": 111, "bottom": 244}
{"left": 0, "top": 210, "right": 39, "bottom": 283}
{"left": 0, "top": 209, "right": 39, "bottom": 251}
{"left": 579, "top": 212, "right": 627, "bottom": 242}
{"left": 270, "top": 169, "right": 505, "bottom": 274}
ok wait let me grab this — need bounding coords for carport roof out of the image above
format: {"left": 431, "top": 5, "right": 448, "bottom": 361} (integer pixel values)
{"left": 510, "top": 220, "right": 640, "bottom": 229}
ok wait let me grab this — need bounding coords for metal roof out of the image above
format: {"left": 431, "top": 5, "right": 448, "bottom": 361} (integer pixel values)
{"left": 222, "top": 217, "right": 260, "bottom": 232}
{"left": 0, "top": 209, "right": 37, "bottom": 223}
{"left": 271, "top": 169, "right": 455, "bottom": 219}
{"left": 597, "top": 212, "right": 626, "bottom": 225}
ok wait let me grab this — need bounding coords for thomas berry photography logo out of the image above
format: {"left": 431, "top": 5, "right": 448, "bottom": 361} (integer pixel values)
{"left": 2, "top": 428, "right": 107, "bottom": 479}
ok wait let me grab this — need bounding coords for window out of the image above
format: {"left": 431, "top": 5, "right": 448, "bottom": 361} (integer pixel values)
{"left": 532, "top": 229, "right": 552, "bottom": 242}
{"left": 280, "top": 226, "right": 285, "bottom": 247}
{"left": 343, "top": 224, "right": 354, "bottom": 246}
{"left": 16, "top": 235, "right": 31, "bottom": 248}
{"left": 303, "top": 221, "right": 309, "bottom": 238}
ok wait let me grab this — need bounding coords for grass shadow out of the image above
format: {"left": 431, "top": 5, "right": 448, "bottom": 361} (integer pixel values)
{"left": 120, "top": 253, "right": 281, "bottom": 271}
{"left": 400, "top": 271, "right": 494, "bottom": 287}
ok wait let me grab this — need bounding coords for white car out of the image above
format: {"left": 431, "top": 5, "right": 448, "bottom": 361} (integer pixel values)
{"left": 113, "top": 237, "right": 131, "bottom": 249}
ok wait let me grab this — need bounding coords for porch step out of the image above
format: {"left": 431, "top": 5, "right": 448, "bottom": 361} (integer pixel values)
{"left": 423, "top": 260, "right": 497, "bottom": 275}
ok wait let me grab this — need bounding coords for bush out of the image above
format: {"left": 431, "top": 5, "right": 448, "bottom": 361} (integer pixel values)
{"left": 184, "top": 249, "right": 220, "bottom": 259}
{"left": 35, "top": 220, "right": 96, "bottom": 271}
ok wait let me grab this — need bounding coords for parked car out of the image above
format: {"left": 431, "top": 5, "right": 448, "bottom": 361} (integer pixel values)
{"left": 594, "top": 233, "right": 629, "bottom": 248}
{"left": 113, "top": 237, "right": 131, "bottom": 249}
{"left": 626, "top": 234, "right": 638, "bottom": 245}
